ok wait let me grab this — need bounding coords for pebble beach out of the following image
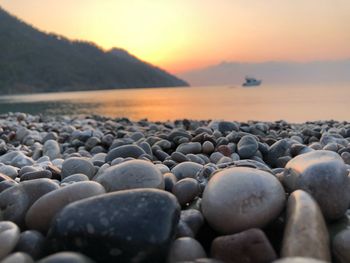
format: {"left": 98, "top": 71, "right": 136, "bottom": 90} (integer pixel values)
{"left": 0, "top": 112, "right": 349, "bottom": 263}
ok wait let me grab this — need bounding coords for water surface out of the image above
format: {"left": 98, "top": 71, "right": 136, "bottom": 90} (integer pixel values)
{"left": 0, "top": 84, "right": 348, "bottom": 122}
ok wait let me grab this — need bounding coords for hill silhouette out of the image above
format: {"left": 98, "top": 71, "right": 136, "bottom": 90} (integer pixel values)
{"left": 0, "top": 7, "right": 188, "bottom": 94}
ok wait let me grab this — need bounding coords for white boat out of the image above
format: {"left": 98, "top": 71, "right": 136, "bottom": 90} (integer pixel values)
{"left": 242, "top": 76, "right": 262, "bottom": 87}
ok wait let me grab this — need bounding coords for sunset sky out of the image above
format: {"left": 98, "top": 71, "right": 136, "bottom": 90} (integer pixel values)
{"left": 2, "top": 0, "right": 350, "bottom": 73}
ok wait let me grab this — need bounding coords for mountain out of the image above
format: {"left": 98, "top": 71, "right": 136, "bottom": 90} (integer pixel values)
{"left": 179, "top": 60, "right": 350, "bottom": 86}
{"left": 0, "top": 7, "right": 188, "bottom": 94}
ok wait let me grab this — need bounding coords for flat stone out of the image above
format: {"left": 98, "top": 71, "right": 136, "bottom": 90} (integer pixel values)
{"left": 171, "top": 162, "right": 203, "bottom": 180}
{"left": 202, "top": 167, "right": 285, "bottom": 234}
{"left": 281, "top": 190, "right": 330, "bottom": 261}
{"left": 211, "top": 228, "right": 277, "bottom": 263}
{"left": 176, "top": 142, "right": 202, "bottom": 155}
{"left": 167, "top": 237, "right": 206, "bottom": 263}
{"left": 37, "top": 252, "right": 95, "bottom": 263}
{"left": 1, "top": 252, "right": 33, "bottom": 263}
{"left": 48, "top": 189, "right": 180, "bottom": 262}
{"left": 61, "top": 157, "right": 95, "bottom": 179}
{"left": 0, "top": 179, "right": 59, "bottom": 227}
{"left": 95, "top": 160, "right": 164, "bottom": 192}
{"left": 283, "top": 150, "right": 350, "bottom": 220}
{"left": 14, "top": 230, "right": 46, "bottom": 260}
{"left": 20, "top": 170, "right": 52, "bottom": 182}
{"left": 333, "top": 229, "right": 350, "bottom": 263}
{"left": 26, "top": 181, "right": 106, "bottom": 233}
{"left": 237, "top": 135, "right": 259, "bottom": 158}
{"left": 0, "top": 221, "right": 20, "bottom": 260}
{"left": 105, "top": 145, "right": 146, "bottom": 163}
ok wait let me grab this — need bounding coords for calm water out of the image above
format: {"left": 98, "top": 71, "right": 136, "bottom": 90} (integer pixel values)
{"left": 0, "top": 84, "right": 349, "bottom": 122}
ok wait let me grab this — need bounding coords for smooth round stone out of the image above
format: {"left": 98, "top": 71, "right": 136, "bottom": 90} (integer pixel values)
{"left": 237, "top": 135, "right": 259, "bottom": 158}
{"left": 1, "top": 252, "right": 33, "bottom": 263}
{"left": 61, "top": 157, "right": 95, "bottom": 179}
{"left": 0, "top": 165, "right": 18, "bottom": 179}
{"left": 218, "top": 121, "right": 239, "bottom": 133}
{"left": 176, "top": 142, "right": 202, "bottom": 155}
{"left": 283, "top": 150, "right": 350, "bottom": 220}
{"left": 333, "top": 229, "right": 350, "bottom": 263}
{"left": 61, "top": 174, "right": 89, "bottom": 184}
{"left": 37, "top": 252, "right": 95, "bottom": 263}
{"left": 202, "top": 167, "right": 285, "bottom": 234}
{"left": 48, "top": 189, "right": 180, "bottom": 262}
{"left": 267, "top": 139, "right": 292, "bottom": 167}
{"left": 95, "top": 160, "right": 164, "bottom": 192}
{"left": 167, "top": 237, "right": 206, "bottom": 263}
{"left": 43, "top": 140, "right": 61, "bottom": 160}
{"left": 0, "top": 179, "right": 59, "bottom": 227}
{"left": 172, "top": 178, "right": 200, "bottom": 206}
{"left": 0, "top": 221, "right": 20, "bottom": 260}
{"left": 202, "top": 141, "right": 215, "bottom": 155}
{"left": 26, "top": 181, "right": 106, "bottom": 233}
{"left": 211, "top": 228, "right": 277, "bottom": 263}
{"left": 20, "top": 170, "right": 52, "bottom": 182}
{"left": 272, "top": 258, "right": 329, "bottom": 263}
{"left": 171, "top": 162, "right": 203, "bottom": 180}
{"left": 105, "top": 145, "right": 146, "bottom": 163}
{"left": 164, "top": 173, "right": 178, "bottom": 192}
{"left": 15, "top": 230, "right": 46, "bottom": 260}
{"left": 155, "top": 163, "right": 170, "bottom": 174}
{"left": 11, "top": 154, "right": 35, "bottom": 168}
{"left": 180, "top": 209, "right": 204, "bottom": 237}
{"left": 171, "top": 152, "right": 189, "bottom": 163}
{"left": 281, "top": 190, "right": 330, "bottom": 261}
{"left": 0, "top": 180, "right": 17, "bottom": 193}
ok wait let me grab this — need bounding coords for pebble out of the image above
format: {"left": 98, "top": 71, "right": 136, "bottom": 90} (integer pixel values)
{"left": 332, "top": 228, "right": 350, "bottom": 263}
{"left": 272, "top": 258, "right": 329, "bottom": 263}
{"left": 0, "top": 221, "right": 20, "bottom": 260}
{"left": 211, "top": 228, "right": 277, "bottom": 263}
{"left": 1, "top": 252, "right": 34, "bottom": 263}
{"left": 43, "top": 140, "right": 61, "bottom": 160}
{"left": 60, "top": 173, "right": 90, "bottom": 184}
{"left": 172, "top": 178, "right": 200, "bottom": 206}
{"left": 25, "top": 181, "right": 106, "bottom": 233}
{"left": 61, "top": 157, "right": 95, "bottom": 179}
{"left": 37, "top": 252, "right": 95, "bottom": 263}
{"left": 171, "top": 162, "right": 203, "bottom": 180}
{"left": 237, "top": 135, "right": 259, "bottom": 158}
{"left": 49, "top": 189, "right": 180, "bottom": 262}
{"left": 105, "top": 144, "right": 146, "bottom": 162}
{"left": 283, "top": 150, "right": 350, "bottom": 220}
{"left": 167, "top": 237, "right": 206, "bottom": 263}
{"left": 281, "top": 190, "right": 330, "bottom": 261}
{"left": 202, "top": 167, "right": 285, "bottom": 234}
{"left": 14, "top": 230, "right": 46, "bottom": 260}
{"left": 176, "top": 142, "right": 202, "bottom": 155}
{"left": 95, "top": 159, "right": 164, "bottom": 192}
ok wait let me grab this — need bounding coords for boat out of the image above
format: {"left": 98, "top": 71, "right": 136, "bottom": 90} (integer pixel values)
{"left": 242, "top": 76, "right": 262, "bottom": 87}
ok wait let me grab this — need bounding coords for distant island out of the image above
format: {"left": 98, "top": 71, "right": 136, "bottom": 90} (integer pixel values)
{"left": 0, "top": 7, "right": 188, "bottom": 94}
{"left": 179, "top": 60, "right": 350, "bottom": 86}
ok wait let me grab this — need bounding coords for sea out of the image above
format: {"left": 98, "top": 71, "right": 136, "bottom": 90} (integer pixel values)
{"left": 0, "top": 84, "right": 349, "bottom": 122}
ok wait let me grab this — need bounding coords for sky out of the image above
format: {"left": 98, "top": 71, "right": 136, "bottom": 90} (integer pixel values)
{"left": 1, "top": 0, "right": 350, "bottom": 73}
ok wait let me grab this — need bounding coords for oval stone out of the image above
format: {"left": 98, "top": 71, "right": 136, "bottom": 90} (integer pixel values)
{"left": 26, "top": 181, "right": 106, "bottom": 233}
{"left": 105, "top": 145, "right": 146, "bottom": 163}
{"left": 237, "top": 135, "right": 259, "bottom": 158}
{"left": 281, "top": 190, "right": 330, "bottom": 261}
{"left": 48, "top": 189, "right": 180, "bottom": 262}
{"left": 283, "top": 150, "right": 350, "bottom": 220}
{"left": 167, "top": 237, "right": 206, "bottom": 263}
{"left": 95, "top": 160, "right": 164, "bottom": 192}
{"left": 14, "top": 230, "right": 46, "bottom": 260}
{"left": 0, "top": 221, "right": 20, "bottom": 260}
{"left": 202, "top": 167, "right": 285, "bottom": 234}
{"left": 171, "top": 162, "right": 203, "bottom": 180}
{"left": 61, "top": 157, "right": 95, "bottom": 180}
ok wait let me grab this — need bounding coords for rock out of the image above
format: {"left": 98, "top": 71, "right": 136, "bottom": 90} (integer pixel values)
{"left": 105, "top": 145, "right": 146, "bottom": 162}
{"left": 272, "top": 258, "right": 329, "bottom": 263}
{"left": 0, "top": 179, "right": 59, "bottom": 227}
{"left": 176, "top": 143, "right": 202, "bottom": 155}
{"left": 0, "top": 221, "right": 20, "bottom": 260}
{"left": 1, "top": 252, "right": 33, "bottom": 263}
{"left": 281, "top": 190, "right": 330, "bottom": 261}
{"left": 218, "top": 121, "right": 239, "bottom": 134}
{"left": 179, "top": 209, "right": 204, "bottom": 237}
{"left": 43, "top": 140, "right": 61, "bottom": 160}
{"left": 211, "top": 228, "right": 277, "bottom": 263}
{"left": 333, "top": 228, "right": 350, "bottom": 263}
{"left": 49, "top": 189, "right": 180, "bottom": 262}
{"left": 171, "top": 152, "right": 189, "bottom": 163}
{"left": 95, "top": 160, "right": 164, "bottom": 192}
{"left": 20, "top": 170, "right": 52, "bottom": 181}
{"left": 0, "top": 180, "right": 17, "bottom": 193}
{"left": 11, "top": 153, "right": 35, "bottom": 168}
{"left": 202, "top": 141, "right": 215, "bottom": 155}
{"left": 26, "top": 181, "right": 106, "bottom": 233}
{"left": 164, "top": 173, "right": 178, "bottom": 192}
{"left": 237, "top": 135, "right": 259, "bottom": 158}
{"left": 267, "top": 139, "right": 292, "bottom": 167}
{"left": 0, "top": 165, "right": 18, "bottom": 179}
{"left": 61, "top": 174, "right": 90, "bottom": 184}
{"left": 167, "top": 237, "right": 206, "bottom": 263}
{"left": 172, "top": 178, "right": 200, "bottom": 206}
{"left": 14, "top": 230, "right": 46, "bottom": 260}
{"left": 171, "top": 162, "right": 203, "bottom": 180}
{"left": 283, "top": 150, "right": 350, "bottom": 220}
{"left": 61, "top": 157, "right": 95, "bottom": 179}
{"left": 202, "top": 167, "right": 285, "bottom": 234}
{"left": 37, "top": 252, "right": 95, "bottom": 263}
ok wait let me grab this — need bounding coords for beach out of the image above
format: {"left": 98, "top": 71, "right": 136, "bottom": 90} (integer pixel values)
{"left": 0, "top": 112, "right": 349, "bottom": 262}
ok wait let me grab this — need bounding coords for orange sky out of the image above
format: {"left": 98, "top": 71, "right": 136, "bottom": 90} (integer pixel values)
{"left": 2, "top": 0, "right": 350, "bottom": 73}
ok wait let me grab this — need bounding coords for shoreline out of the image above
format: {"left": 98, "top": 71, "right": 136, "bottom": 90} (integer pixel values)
{"left": 0, "top": 112, "right": 349, "bottom": 262}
